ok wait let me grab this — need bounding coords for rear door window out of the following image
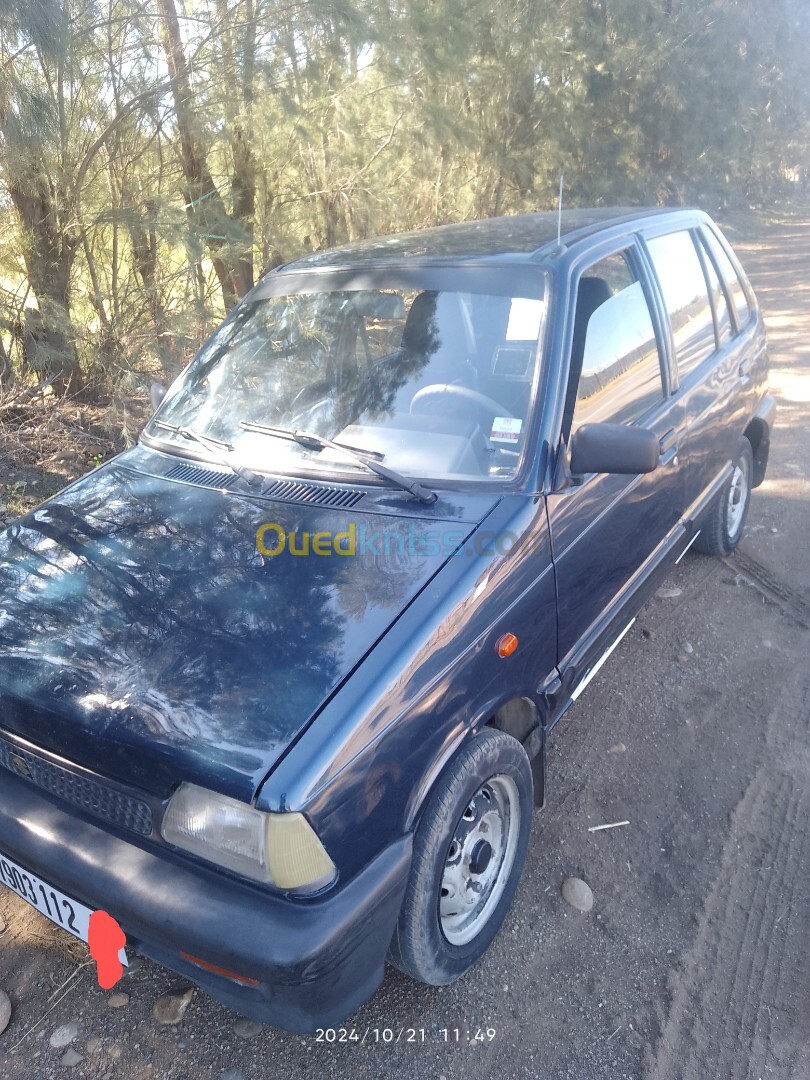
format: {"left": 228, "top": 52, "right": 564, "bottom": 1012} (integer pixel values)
{"left": 570, "top": 250, "right": 665, "bottom": 430}
{"left": 646, "top": 230, "right": 716, "bottom": 375}
{"left": 701, "top": 228, "right": 752, "bottom": 331}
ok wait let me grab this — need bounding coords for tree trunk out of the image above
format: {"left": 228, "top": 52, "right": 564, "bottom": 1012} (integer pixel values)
{"left": 129, "top": 199, "right": 177, "bottom": 376}
{"left": 215, "top": 0, "right": 256, "bottom": 296}
{"left": 156, "top": 0, "right": 251, "bottom": 310}
{"left": 6, "top": 175, "right": 83, "bottom": 394}
{"left": 0, "top": 335, "right": 12, "bottom": 388}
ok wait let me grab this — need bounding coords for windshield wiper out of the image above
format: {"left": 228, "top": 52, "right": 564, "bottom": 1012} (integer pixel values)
{"left": 240, "top": 421, "right": 437, "bottom": 504}
{"left": 241, "top": 421, "right": 385, "bottom": 461}
{"left": 152, "top": 421, "right": 262, "bottom": 489}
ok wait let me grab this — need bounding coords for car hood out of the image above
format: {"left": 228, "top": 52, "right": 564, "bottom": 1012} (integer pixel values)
{"left": 0, "top": 453, "right": 495, "bottom": 801}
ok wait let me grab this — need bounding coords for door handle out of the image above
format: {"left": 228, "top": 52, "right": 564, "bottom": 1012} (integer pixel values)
{"left": 659, "top": 429, "right": 679, "bottom": 466}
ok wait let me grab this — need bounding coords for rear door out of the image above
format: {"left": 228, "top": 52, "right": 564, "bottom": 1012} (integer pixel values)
{"left": 642, "top": 225, "right": 759, "bottom": 524}
{"left": 546, "top": 240, "right": 687, "bottom": 699}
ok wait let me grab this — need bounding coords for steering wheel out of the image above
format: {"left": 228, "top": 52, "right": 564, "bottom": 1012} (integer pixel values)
{"left": 288, "top": 398, "right": 333, "bottom": 431}
{"left": 410, "top": 384, "right": 514, "bottom": 436}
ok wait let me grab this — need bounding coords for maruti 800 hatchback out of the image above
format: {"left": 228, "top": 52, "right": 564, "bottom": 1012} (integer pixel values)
{"left": 0, "top": 208, "right": 773, "bottom": 1031}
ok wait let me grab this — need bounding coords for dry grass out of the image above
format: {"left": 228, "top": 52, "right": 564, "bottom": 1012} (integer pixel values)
{"left": 0, "top": 385, "right": 150, "bottom": 525}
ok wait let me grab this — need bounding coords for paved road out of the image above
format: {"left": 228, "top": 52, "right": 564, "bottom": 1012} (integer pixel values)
{"left": 1, "top": 214, "right": 809, "bottom": 1080}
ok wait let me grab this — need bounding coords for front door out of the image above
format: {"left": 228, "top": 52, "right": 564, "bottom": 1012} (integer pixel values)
{"left": 546, "top": 244, "right": 687, "bottom": 699}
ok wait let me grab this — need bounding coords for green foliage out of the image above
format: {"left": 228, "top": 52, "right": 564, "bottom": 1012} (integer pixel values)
{"left": 0, "top": 0, "right": 807, "bottom": 391}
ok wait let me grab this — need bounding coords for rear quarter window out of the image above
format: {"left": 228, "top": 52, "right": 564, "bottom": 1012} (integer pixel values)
{"left": 697, "top": 234, "right": 733, "bottom": 347}
{"left": 701, "top": 228, "right": 752, "bottom": 332}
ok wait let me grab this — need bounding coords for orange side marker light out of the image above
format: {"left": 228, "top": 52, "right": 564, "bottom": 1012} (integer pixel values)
{"left": 496, "top": 632, "right": 519, "bottom": 658}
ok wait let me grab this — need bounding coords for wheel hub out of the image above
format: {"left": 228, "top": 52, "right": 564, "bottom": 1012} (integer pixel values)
{"left": 727, "top": 459, "right": 749, "bottom": 539}
{"left": 439, "top": 775, "right": 520, "bottom": 946}
{"left": 469, "top": 839, "right": 493, "bottom": 876}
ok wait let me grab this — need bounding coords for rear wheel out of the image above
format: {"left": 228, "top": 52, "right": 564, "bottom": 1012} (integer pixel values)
{"left": 389, "top": 729, "right": 533, "bottom": 985}
{"left": 695, "top": 438, "right": 753, "bottom": 556}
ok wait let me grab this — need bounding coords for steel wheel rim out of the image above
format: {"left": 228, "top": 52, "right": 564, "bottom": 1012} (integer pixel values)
{"left": 439, "top": 774, "right": 520, "bottom": 946}
{"left": 727, "top": 459, "right": 749, "bottom": 539}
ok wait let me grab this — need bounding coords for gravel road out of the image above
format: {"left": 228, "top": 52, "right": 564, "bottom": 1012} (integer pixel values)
{"left": 1, "top": 212, "right": 809, "bottom": 1080}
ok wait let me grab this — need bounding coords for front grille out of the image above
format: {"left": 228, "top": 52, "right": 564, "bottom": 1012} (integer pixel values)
{"left": 0, "top": 735, "right": 153, "bottom": 836}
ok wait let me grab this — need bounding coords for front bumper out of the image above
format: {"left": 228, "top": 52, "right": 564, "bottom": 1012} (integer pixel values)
{"left": 0, "top": 770, "right": 411, "bottom": 1032}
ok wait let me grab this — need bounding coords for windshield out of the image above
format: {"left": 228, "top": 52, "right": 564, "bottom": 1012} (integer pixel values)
{"left": 145, "top": 270, "right": 546, "bottom": 485}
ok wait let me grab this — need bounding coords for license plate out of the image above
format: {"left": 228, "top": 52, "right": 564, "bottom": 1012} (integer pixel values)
{"left": 0, "top": 849, "right": 127, "bottom": 965}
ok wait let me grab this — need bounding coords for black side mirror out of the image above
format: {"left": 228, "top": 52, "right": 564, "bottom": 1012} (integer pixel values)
{"left": 570, "top": 422, "right": 659, "bottom": 476}
{"left": 150, "top": 381, "right": 168, "bottom": 413}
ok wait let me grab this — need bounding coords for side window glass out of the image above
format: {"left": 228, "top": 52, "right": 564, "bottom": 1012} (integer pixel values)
{"left": 697, "top": 235, "right": 733, "bottom": 347}
{"left": 571, "top": 251, "right": 665, "bottom": 431}
{"left": 646, "top": 231, "right": 715, "bottom": 375}
{"left": 701, "top": 228, "right": 752, "bottom": 331}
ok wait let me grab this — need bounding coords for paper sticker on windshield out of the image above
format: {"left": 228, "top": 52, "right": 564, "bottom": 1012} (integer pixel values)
{"left": 490, "top": 417, "right": 523, "bottom": 444}
{"left": 506, "top": 298, "right": 544, "bottom": 341}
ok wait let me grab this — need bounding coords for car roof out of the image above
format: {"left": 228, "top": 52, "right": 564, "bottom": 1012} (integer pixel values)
{"left": 277, "top": 207, "right": 699, "bottom": 272}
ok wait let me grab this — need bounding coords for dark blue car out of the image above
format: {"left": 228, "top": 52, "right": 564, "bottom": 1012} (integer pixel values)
{"left": 0, "top": 208, "right": 774, "bottom": 1031}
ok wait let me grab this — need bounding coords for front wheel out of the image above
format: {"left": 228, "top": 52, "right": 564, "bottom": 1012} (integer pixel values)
{"left": 695, "top": 437, "right": 754, "bottom": 556}
{"left": 388, "top": 728, "right": 533, "bottom": 985}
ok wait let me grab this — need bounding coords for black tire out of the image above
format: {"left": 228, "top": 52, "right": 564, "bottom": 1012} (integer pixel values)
{"left": 388, "top": 728, "right": 533, "bottom": 985}
{"left": 694, "top": 437, "right": 754, "bottom": 557}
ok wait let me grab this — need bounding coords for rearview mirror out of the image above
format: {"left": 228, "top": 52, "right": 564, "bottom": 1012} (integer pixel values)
{"left": 570, "top": 422, "right": 659, "bottom": 476}
{"left": 150, "top": 381, "right": 168, "bottom": 413}
{"left": 348, "top": 291, "right": 406, "bottom": 319}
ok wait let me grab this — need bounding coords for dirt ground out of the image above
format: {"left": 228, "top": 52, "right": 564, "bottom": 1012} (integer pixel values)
{"left": 1, "top": 212, "right": 809, "bottom": 1080}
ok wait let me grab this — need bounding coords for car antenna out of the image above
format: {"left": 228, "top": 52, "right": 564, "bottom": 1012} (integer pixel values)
{"left": 557, "top": 171, "right": 564, "bottom": 247}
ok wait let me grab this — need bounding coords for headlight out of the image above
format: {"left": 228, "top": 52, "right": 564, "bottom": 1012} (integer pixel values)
{"left": 161, "top": 783, "right": 336, "bottom": 893}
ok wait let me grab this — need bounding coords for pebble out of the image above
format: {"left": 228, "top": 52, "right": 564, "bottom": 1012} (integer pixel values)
{"left": 233, "top": 1017, "right": 263, "bottom": 1039}
{"left": 0, "top": 989, "right": 11, "bottom": 1035}
{"left": 86, "top": 1036, "right": 102, "bottom": 1055}
{"left": 0, "top": 913, "right": 6, "bottom": 933}
{"left": 153, "top": 985, "right": 195, "bottom": 1025}
{"left": 107, "top": 1043, "right": 122, "bottom": 1060}
{"left": 608, "top": 742, "right": 626, "bottom": 753}
{"left": 682, "top": 641, "right": 694, "bottom": 654}
{"left": 677, "top": 652, "right": 690, "bottom": 664}
{"left": 60, "top": 1048, "right": 84, "bottom": 1068}
{"left": 221, "top": 1069, "right": 246, "bottom": 1080}
{"left": 107, "top": 992, "right": 130, "bottom": 1009}
{"left": 50, "top": 1022, "right": 80, "bottom": 1048}
{"left": 656, "top": 586, "right": 682, "bottom": 599}
{"left": 561, "top": 877, "right": 594, "bottom": 913}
